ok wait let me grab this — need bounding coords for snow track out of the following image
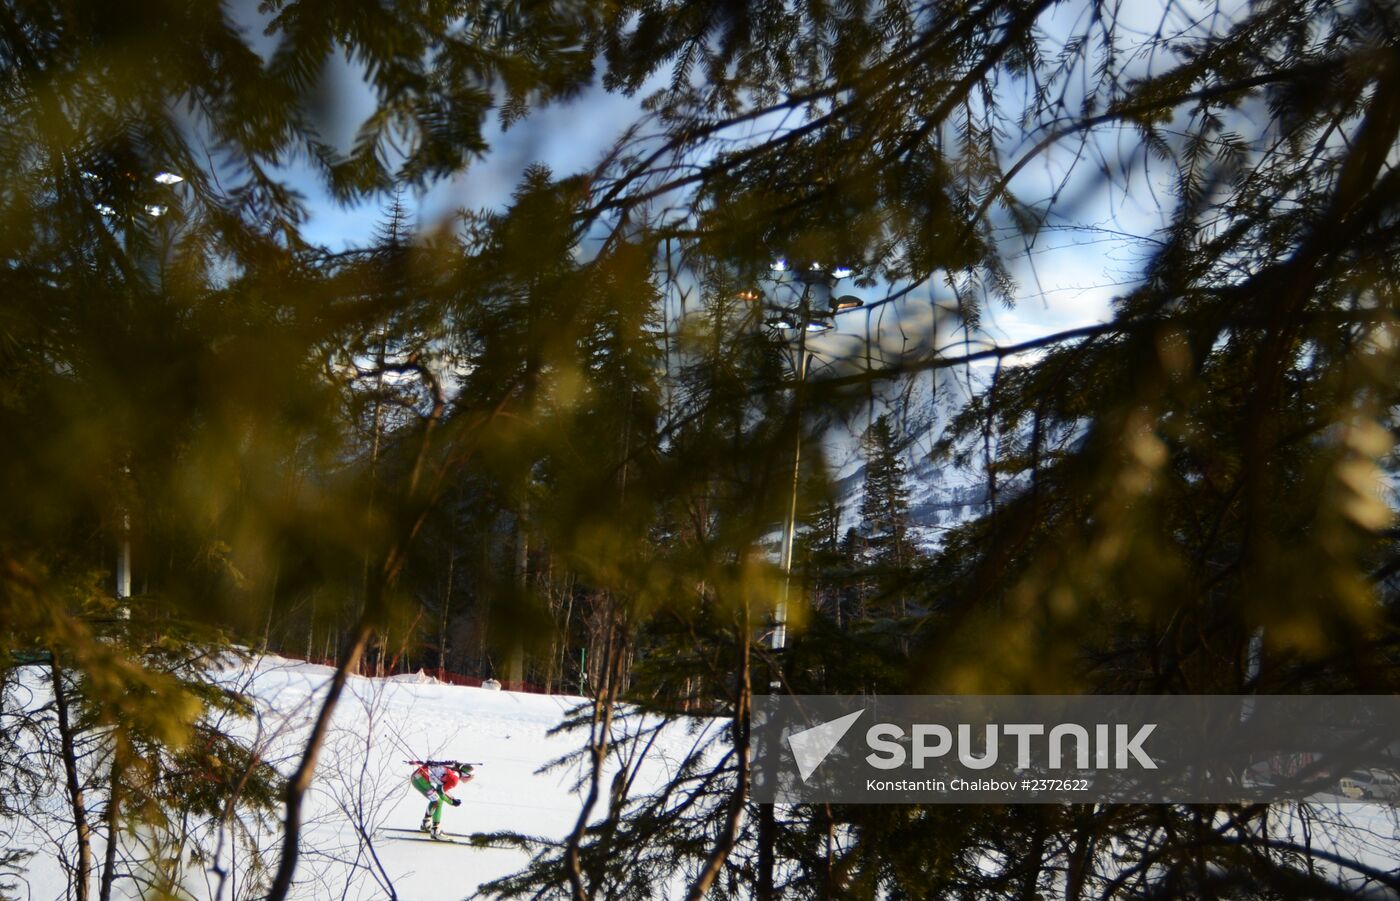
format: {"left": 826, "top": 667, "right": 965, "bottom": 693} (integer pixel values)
{"left": 8, "top": 655, "right": 718, "bottom": 901}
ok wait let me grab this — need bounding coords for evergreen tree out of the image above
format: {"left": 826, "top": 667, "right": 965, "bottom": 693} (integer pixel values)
{"left": 852, "top": 413, "right": 919, "bottom": 625}
{"left": 8, "top": 0, "right": 1400, "bottom": 898}
{"left": 857, "top": 413, "right": 913, "bottom": 564}
{"left": 793, "top": 474, "right": 849, "bottom": 625}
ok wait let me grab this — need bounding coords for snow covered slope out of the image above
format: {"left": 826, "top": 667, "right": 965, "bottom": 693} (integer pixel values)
{"left": 11, "top": 656, "right": 1400, "bottom": 899}
{"left": 10, "top": 656, "right": 721, "bottom": 901}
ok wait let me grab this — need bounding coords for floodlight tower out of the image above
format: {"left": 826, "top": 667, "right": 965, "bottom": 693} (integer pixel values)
{"left": 747, "top": 258, "right": 863, "bottom": 901}
{"left": 758, "top": 260, "right": 863, "bottom": 655}
{"left": 97, "top": 169, "right": 185, "bottom": 611}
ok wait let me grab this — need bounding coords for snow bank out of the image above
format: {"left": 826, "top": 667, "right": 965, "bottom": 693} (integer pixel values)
{"left": 386, "top": 669, "right": 442, "bottom": 684}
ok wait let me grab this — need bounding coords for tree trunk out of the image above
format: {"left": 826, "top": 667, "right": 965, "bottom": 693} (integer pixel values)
{"left": 98, "top": 753, "right": 121, "bottom": 901}
{"left": 757, "top": 803, "right": 776, "bottom": 900}
{"left": 686, "top": 602, "right": 751, "bottom": 901}
{"left": 1017, "top": 810, "right": 1046, "bottom": 901}
{"left": 509, "top": 499, "right": 528, "bottom": 689}
{"left": 264, "top": 617, "right": 375, "bottom": 901}
{"left": 439, "top": 544, "right": 455, "bottom": 677}
{"left": 563, "top": 601, "right": 623, "bottom": 900}
{"left": 822, "top": 804, "right": 836, "bottom": 898}
{"left": 50, "top": 656, "right": 92, "bottom": 901}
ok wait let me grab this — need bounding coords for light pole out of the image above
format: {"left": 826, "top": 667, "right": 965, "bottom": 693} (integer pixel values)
{"left": 752, "top": 260, "right": 862, "bottom": 901}
{"left": 99, "top": 169, "right": 184, "bottom": 613}
{"left": 762, "top": 262, "right": 862, "bottom": 655}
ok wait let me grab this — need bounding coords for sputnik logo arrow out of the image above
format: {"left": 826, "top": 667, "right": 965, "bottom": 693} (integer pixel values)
{"left": 786, "top": 710, "right": 864, "bottom": 781}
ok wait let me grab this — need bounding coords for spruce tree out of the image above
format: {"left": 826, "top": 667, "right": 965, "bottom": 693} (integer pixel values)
{"left": 858, "top": 413, "right": 913, "bottom": 566}
{"left": 852, "top": 413, "right": 919, "bottom": 625}
{"left": 9, "top": 0, "right": 1400, "bottom": 898}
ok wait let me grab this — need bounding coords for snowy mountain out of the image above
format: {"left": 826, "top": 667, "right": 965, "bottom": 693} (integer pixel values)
{"left": 815, "top": 350, "right": 992, "bottom": 553}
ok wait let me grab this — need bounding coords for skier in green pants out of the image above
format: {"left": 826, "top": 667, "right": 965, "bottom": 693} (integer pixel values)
{"left": 410, "top": 760, "right": 473, "bottom": 839}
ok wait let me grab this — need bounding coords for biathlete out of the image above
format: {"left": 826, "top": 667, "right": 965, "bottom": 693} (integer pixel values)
{"left": 409, "top": 760, "right": 474, "bottom": 839}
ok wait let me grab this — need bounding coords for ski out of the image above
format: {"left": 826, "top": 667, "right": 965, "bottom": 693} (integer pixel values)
{"left": 378, "top": 827, "right": 467, "bottom": 845}
{"left": 379, "top": 827, "right": 451, "bottom": 837}
{"left": 381, "top": 832, "right": 468, "bottom": 845}
{"left": 377, "top": 827, "right": 516, "bottom": 849}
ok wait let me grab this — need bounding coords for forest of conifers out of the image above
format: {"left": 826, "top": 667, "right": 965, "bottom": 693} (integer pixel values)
{"left": 6, "top": 0, "right": 1400, "bottom": 897}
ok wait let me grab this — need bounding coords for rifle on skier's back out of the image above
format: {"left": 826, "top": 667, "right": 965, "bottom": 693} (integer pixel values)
{"left": 405, "top": 759, "right": 483, "bottom": 773}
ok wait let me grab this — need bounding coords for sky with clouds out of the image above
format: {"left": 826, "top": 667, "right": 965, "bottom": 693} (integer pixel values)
{"left": 233, "top": 0, "right": 1244, "bottom": 493}
{"left": 257, "top": 1, "right": 1228, "bottom": 386}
